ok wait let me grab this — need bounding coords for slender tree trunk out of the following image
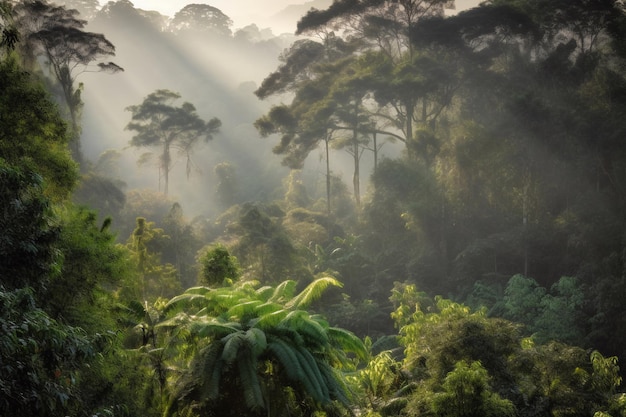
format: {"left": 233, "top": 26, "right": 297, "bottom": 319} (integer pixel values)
{"left": 406, "top": 100, "right": 415, "bottom": 159}
{"left": 163, "top": 142, "right": 171, "bottom": 195}
{"left": 352, "top": 102, "right": 361, "bottom": 208}
{"left": 373, "top": 131, "right": 378, "bottom": 172}
{"left": 325, "top": 133, "right": 331, "bottom": 215}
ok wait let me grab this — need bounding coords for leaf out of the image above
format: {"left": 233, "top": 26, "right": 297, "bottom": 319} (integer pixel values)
{"left": 286, "top": 276, "right": 343, "bottom": 309}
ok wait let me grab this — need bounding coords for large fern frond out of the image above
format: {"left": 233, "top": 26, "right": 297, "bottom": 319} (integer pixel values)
{"left": 245, "top": 327, "right": 268, "bottom": 356}
{"left": 254, "top": 308, "right": 289, "bottom": 328}
{"left": 165, "top": 290, "right": 210, "bottom": 310}
{"left": 221, "top": 332, "right": 246, "bottom": 365}
{"left": 226, "top": 299, "right": 263, "bottom": 319}
{"left": 286, "top": 276, "right": 342, "bottom": 309}
{"left": 327, "top": 326, "right": 367, "bottom": 363}
{"left": 190, "top": 317, "right": 240, "bottom": 338}
{"left": 293, "top": 345, "right": 329, "bottom": 403}
{"left": 239, "top": 351, "right": 264, "bottom": 410}
{"left": 267, "top": 338, "right": 304, "bottom": 381}
{"left": 282, "top": 310, "right": 329, "bottom": 347}
{"left": 269, "top": 279, "right": 297, "bottom": 303}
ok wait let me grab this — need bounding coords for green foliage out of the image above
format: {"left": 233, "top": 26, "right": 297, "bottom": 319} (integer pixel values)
{"left": 125, "top": 89, "right": 221, "bottom": 195}
{"left": 44, "top": 205, "right": 134, "bottom": 323}
{"left": 430, "top": 360, "right": 515, "bottom": 417}
{"left": 126, "top": 217, "right": 181, "bottom": 301}
{"left": 163, "top": 278, "right": 365, "bottom": 417}
{"left": 0, "top": 56, "right": 77, "bottom": 197}
{"left": 0, "top": 159, "right": 61, "bottom": 291}
{"left": 500, "top": 274, "right": 586, "bottom": 345}
{"left": 0, "top": 286, "right": 95, "bottom": 417}
{"left": 199, "top": 243, "right": 240, "bottom": 286}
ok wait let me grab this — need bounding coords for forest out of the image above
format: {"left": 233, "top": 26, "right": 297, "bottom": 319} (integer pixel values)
{"left": 2, "top": 0, "right": 626, "bottom": 416}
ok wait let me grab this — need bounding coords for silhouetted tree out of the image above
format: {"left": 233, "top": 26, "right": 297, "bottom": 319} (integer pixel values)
{"left": 125, "top": 89, "right": 221, "bottom": 195}
{"left": 169, "top": 3, "right": 232, "bottom": 37}
{"left": 14, "top": 0, "right": 123, "bottom": 163}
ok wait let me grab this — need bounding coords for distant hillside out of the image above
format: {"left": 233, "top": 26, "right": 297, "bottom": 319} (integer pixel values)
{"left": 268, "top": 0, "right": 333, "bottom": 33}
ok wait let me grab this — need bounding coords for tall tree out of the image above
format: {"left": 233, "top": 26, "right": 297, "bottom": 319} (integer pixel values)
{"left": 125, "top": 89, "right": 221, "bottom": 195}
{"left": 169, "top": 3, "right": 232, "bottom": 37}
{"left": 13, "top": 0, "right": 123, "bottom": 163}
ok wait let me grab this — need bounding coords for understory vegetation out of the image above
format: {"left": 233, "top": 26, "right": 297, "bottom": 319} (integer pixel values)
{"left": 3, "top": 0, "right": 626, "bottom": 416}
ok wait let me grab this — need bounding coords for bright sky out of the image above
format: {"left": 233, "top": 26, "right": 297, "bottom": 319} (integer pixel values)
{"left": 103, "top": 1, "right": 481, "bottom": 30}
{"left": 105, "top": 0, "right": 317, "bottom": 29}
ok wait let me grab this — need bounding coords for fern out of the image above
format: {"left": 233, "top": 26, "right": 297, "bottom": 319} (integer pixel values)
{"left": 318, "top": 360, "right": 351, "bottom": 405}
{"left": 255, "top": 308, "right": 289, "bottom": 328}
{"left": 327, "top": 326, "right": 367, "bottom": 362}
{"left": 245, "top": 327, "right": 267, "bottom": 356}
{"left": 165, "top": 289, "right": 210, "bottom": 309}
{"left": 190, "top": 317, "right": 240, "bottom": 338}
{"left": 267, "top": 338, "right": 304, "bottom": 381}
{"left": 221, "top": 332, "right": 246, "bottom": 365}
{"left": 238, "top": 349, "right": 264, "bottom": 410}
{"left": 226, "top": 299, "right": 263, "bottom": 319}
{"left": 286, "top": 276, "right": 342, "bottom": 309}
{"left": 294, "top": 345, "right": 329, "bottom": 403}
{"left": 269, "top": 279, "right": 297, "bottom": 303}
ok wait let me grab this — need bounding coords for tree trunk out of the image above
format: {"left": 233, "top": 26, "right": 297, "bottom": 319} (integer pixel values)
{"left": 352, "top": 102, "right": 361, "bottom": 208}
{"left": 405, "top": 100, "right": 415, "bottom": 160}
{"left": 163, "top": 142, "right": 171, "bottom": 195}
{"left": 325, "top": 133, "right": 331, "bottom": 215}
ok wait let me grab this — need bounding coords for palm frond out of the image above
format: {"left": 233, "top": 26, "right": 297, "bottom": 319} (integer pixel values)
{"left": 286, "top": 276, "right": 342, "bottom": 309}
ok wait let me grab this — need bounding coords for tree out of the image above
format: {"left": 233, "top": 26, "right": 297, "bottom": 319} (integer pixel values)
{"left": 163, "top": 277, "right": 366, "bottom": 417}
{"left": 126, "top": 217, "right": 181, "bottom": 301}
{"left": 214, "top": 161, "right": 239, "bottom": 210}
{"left": 0, "top": 286, "right": 96, "bottom": 417}
{"left": 126, "top": 89, "right": 221, "bottom": 195}
{"left": 169, "top": 3, "right": 232, "bottom": 37}
{"left": 199, "top": 244, "right": 240, "bottom": 287}
{"left": 0, "top": 160, "right": 61, "bottom": 292}
{"left": 57, "top": 0, "right": 100, "bottom": 21}
{"left": 0, "top": 56, "right": 78, "bottom": 198}
{"left": 0, "top": 1, "right": 18, "bottom": 57}
{"left": 14, "top": 0, "right": 123, "bottom": 162}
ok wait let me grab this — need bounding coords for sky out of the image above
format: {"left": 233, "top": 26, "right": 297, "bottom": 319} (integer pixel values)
{"left": 98, "top": 1, "right": 482, "bottom": 31}
{"left": 100, "top": 0, "right": 325, "bottom": 30}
